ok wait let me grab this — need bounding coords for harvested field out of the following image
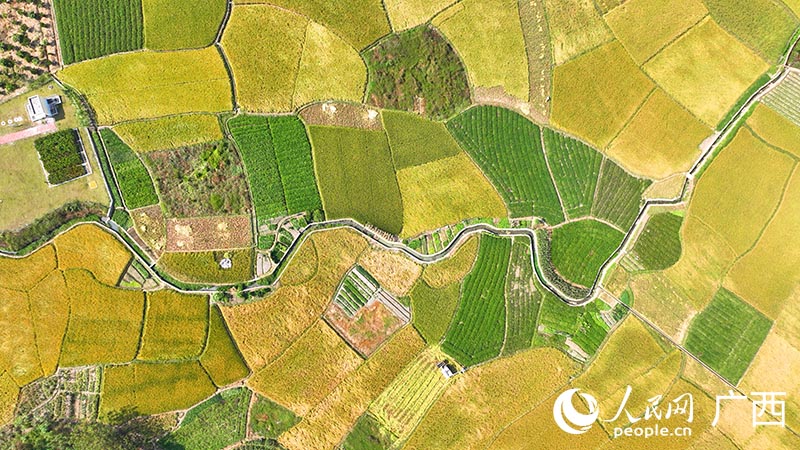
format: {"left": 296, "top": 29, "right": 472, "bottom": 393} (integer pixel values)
{"left": 383, "top": 0, "right": 452, "bottom": 30}
{"left": 643, "top": 17, "right": 769, "bottom": 127}
{"left": 543, "top": 0, "right": 613, "bottom": 65}
{"left": 200, "top": 306, "right": 250, "bottom": 387}
{"left": 158, "top": 249, "right": 253, "bottom": 284}
{"left": 138, "top": 290, "right": 208, "bottom": 361}
{"left": 130, "top": 205, "right": 167, "bottom": 257}
{"left": 60, "top": 269, "right": 144, "bottom": 366}
{"left": 422, "top": 234, "right": 478, "bottom": 288}
{"left": 222, "top": 228, "right": 367, "bottom": 369}
{"left": 689, "top": 127, "right": 794, "bottom": 254}
{"left": 396, "top": 153, "right": 508, "bottom": 238}
{"left": 324, "top": 298, "right": 406, "bottom": 357}
{"left": 299, "top": 102, "right": 383, "bottom": 130}
{"left": 518, "top": 0, "right": 552, "bottom": 118}
{"left": 309, "top": 126, "right": 404, "bottom": 235}
{"left": 405, "top": 348, "right": 578, "bottom": 449}
{"left": 604, "top": 0, "right": 708, "bottom": 64}
{"left": 551, "top": 40, "right": 654, "bottom": 148}
{"left": 58, "top": 48, "right": 232, "bottom": 124}
{"left": 142, "top": 0, "right": 227, "bottom": 50}
{"left": 113, "top": 114, "right": 223, "bottom": 153}
{"left": 55, "top": 224, "right": 133, "bottom": 286}
{"left": 278, "top": 326, "right": 424, "bottom": 450}
{"left": 166, "top": 216, "right": 252, "bottom": 252}
{"left": 607, "top": 89, "right": 711, "bottom": 179}
{"left": 358, "top": 248, "right": 421, "bottom": 296}
{"left": 100, "top": 361, "right": 216, "bottom": 416}
{"left": 433, "top": 0, "right": 529, "bottom": 101}
{"left": 248, "top": 320, "right": 363, "bottom": 416}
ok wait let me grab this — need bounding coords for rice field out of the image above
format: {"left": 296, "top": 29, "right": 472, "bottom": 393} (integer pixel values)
{"left": 763, "top": 71, "right": 800, "bottom": 127}
{"left": 113, "top": 114, "right": 223, "bottom": 152}
{"left": 358, "top": 249, "right": 421, "bottom": 297}
{"left": 0, "top": 244, "right": 56, "bottom": 291}
{"left": 447, "top": 106, "right": 564, "bottom": 223}
{"left": 537, "top": 296, "right": 611, "bottom": 357}
{"left": 629, "top": 212, "right": 684, "bottom": 272}
{"left": 746, "top": 103, "right": 800, "bottom": 157}
{"left": 53, "top": 223, "right": 132, "bottom": 286}
{"left": 99, "top": 361, "right": 217, "bottom": 416}
{"left": 383, "top": 111, "right": 461, "bottom": 169}
{"left": 591, "top": 159, "right": 652, "bottom": 230}
{"left": 309, "top": 126, "right": 404, "bottom": 235}
{"left": 421, "top": 234, "right": 479, "bottom": 289}
{"left": 551, "top": 40, "right": 654, "bottom": 148}
{"left": 550, "top": 219, "right": 624, "bottom": 288}
{"left": 54, "top": 0, "right": 143, "bottom": 64}
{"left": 502, "top": 237, "right": 540, "bottom": 355}
{"left": 442, "top": 235, "right": 511, "bottom": 367}
{"left": 543, "top": 0, "right": 613, "bottom": 65}
{"left": 433, "top": 0, "right": 529, "bottom": 101}
{"left": 383, "top": 0, "right": 452, "bottom": 30}
{"left": 200, "top": 306, "right": 251, "bottom": 387}
{"left": 142, "top": 0, "right": 227, "bottom": 50}
{"left": 268, "top": 116, "right": 323, "bottom": 215}
{"left": 643, "top": 17, "right": 769, "bottom": 127}
{"left": 410, "top": 281, "right": 460, "bottom": 344}
{"left": 607, "top": 89, "right": 710, "bottom": 179}
{"left": 163, "top": 387, "right": 250, "bottom": 449}
{"left": 138, "top": 290, "right": 208, "bottom": 361}
{"left": 684, "top": 288, "right": 773, "bottom": 384}
{"left": 99, "top": 129, "right": 159, "bottom": 210}
{"left": 604, "top": 0, "right": 708, "bottom": 64}
{"left": 0, "top": 288, "right": 43, "bottom": 386}
{"left": 542, "top": 128, "right": 602, "bottom": 218}
{"left": 58, "top": 48, "right": 232, "bottom": 124}
{"left": 60, "top": 269, "right": 145, "bottom": 366}
{"left": 28, "top": 271, "right": 70, "bottom": 375}
{"left": 158, "top": 249, "right": 254, "bottom": 284}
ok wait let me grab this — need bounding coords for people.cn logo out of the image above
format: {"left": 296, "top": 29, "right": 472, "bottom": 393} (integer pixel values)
{"left": 553, "top": 388, "right": 600, "bottom": 434}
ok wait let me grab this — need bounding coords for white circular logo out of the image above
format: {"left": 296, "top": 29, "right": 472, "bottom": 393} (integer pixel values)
{"left": 553, "top": 388, "right": 600, "bottom": 434}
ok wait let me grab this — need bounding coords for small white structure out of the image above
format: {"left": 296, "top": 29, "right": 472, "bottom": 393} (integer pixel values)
{"left": 437, "top": 361, "right": 455, "bottom": 379}
{"left": 219, "top": 258, "right": 233, "bottom": 270}
{"left": 26, "top": 95, "right": 61, "bottom": 122}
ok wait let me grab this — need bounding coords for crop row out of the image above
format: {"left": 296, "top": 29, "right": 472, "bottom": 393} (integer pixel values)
{"left": 542, "top": 128, "right": 602, "bottom": 218}
{"left": 630, "top": 212, "right": 684, "bottom": 271}
{"left": 591, "top": 159, "right": 651, "bottom": 230}
{"left": 162, "top": 387, "right": 250, "bottom": 449}
{"left": 550, "top": 219, "right": 624, "bottom": 288}
{"left": 34, "top": 129, "right": 87, "bottom": 185}
{"left": 442, "top": 234, "right": 511, "bottom": 367}
{"left": 99, "top": 129, "right": 158, "bottom": 210}
{"left": 447, "top": 106, "right": 564, "bottom": 224}
{"left": 763, "top": 71, "right": 800, "bottom": 125}
{"left": 334, "top": 266, "right": 379, "bottom": 316}
{"left": 537, "top": 296, "right": 610, "bottom": 358}
{"left": 267, "top": 116, "right": 323, "bottom": 215}
{"left": 502, "top": 237, "right": 540, "bottom": 356}
{"left": 54, "top": 0, "right": 143, "bottom": 65}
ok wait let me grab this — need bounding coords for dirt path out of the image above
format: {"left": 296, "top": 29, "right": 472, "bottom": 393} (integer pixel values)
{"left": 0, "top": 118, "right": 56, "bottom": 145}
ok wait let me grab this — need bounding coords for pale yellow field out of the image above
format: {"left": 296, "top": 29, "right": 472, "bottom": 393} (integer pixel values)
{"left": 0, "top": 288, "right": 43, "bottom": 386}
{"left": 113, "top": 114, "right": 223, "bottom": 152}
{"left": 54, "top": 224, "right": 132, "bottom": 286}
{"left": 396, "top": 153, "right": 508, "bottom": 238}
{"left": 643, "top": 17, "right": 769, "bottom": 127}
{"left": 629, "top": 271, "right": 696, "bottom": 340}
{"left": 358, "top": 248, "right": 421, "bottom": 296}
{"left": 747, "top": 103, "right": 800, "bottom": 158}
{"left": 58, "top": 48, "right": 232, "bottom": 124}
{"left": 280, "top": 237, "right": 318, "bottom": 286}
{"left": 384, "top": 0, "right": 452, "bottom": 30}
{"left": 725, "top": 170, "right": 800, "bottom": 319}
{"left": 604, "top": 0, "right": 708, "bottom": 64}
{"left": 551, "top": 40, "right": 654, "bottom": 148}
{"left": 689, "top": 127, "right": 794, "bottom": 254}
{"left": 28, "top": 271, "right": 70, "bottom": 375}
{"left": 404, "top": 348, "right": 580, "bottom": 449}
{"left": 607, "top": 89, "right": 711, "bottom": 179}
{"left": 222, "top": 5, "right": 307, "bottom": 112}
{"left": 222, "top": 228, "right": 367, "bottom": 369}
{"left": 0, "top": 372, "right": 19, "bottom": 425}
{"left": 279, "top": 326, "right": 425, "bottom": 450}
{"left": 543, "top": 0, "right": 613, "bottom": 65}
{"left": 421, "top": 233, "right": 478, "bottom": 288}
{"left": 433, "top": 0, "right": 529, "bottom": 101}
{"left": 292, "top": 22, "right": 366, "bottom": 109}
{"left": 248, "top": 320, "right": 363, "bottom": 416}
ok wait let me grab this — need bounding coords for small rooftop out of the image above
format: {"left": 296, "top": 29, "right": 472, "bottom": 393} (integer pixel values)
{"left": 25, "top": 95, "right": 61, "bottom": 122}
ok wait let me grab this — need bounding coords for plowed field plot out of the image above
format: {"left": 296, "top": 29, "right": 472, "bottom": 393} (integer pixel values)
{"left": 166, "top": 216, "right": 252, "bottom": 252}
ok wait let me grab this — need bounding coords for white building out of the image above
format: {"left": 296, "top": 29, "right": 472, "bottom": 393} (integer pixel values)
{"left": 25, "top": 95, "right": 61, "bottom": 122}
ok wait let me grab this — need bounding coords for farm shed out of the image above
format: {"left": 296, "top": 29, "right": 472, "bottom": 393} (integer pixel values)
{"left": 26, "top": 95, "right": 61, "bottom": 122}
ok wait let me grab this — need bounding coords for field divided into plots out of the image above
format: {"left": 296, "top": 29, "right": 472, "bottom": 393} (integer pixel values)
{"left": 542, "top": 128, "right": 602, "bottom": 218}
{"left": 629, "top": 212, "right": 684, "bottom": 271}
{"left": 592, "top": 159, "right": 652, "bottom": 230}
{"left": 550, "top": 219, "right": 624, "bottom": 288}
{"left": 502, "top": 237, "right": 540, "bottom": 355}
{"left": 100, "top": 129, "right": 159, "bottom": 210}
{"left": 442, "top": 235, "right": 511, "bottom": 367}
{"left": 54, "top": 0, "right": 143, "bottom": 64}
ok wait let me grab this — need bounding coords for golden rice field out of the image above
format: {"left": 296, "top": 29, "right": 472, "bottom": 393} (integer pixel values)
{"left": 746, "top": 103, "right": 800, "bottom": 158}
{"left": 384, "top": 0, "right": 452, "bottom": 30}
{"left": 551, "top": 40, "right": 654, "bottom": 148}
{"left": 0, "top": 288, "right": 42, "bottom": 386}
{"left": 404, "top": 348, "right": 579, "bottom": 449}
{"left": 689, "top": 127, "right": 794, "bottom": 255}
{"left": 543, "top": 0, "right": 613, "bottom": 65}
{"left": 142, "top": 0, "right": 227, "bottom": 50}
{"left": 279, "top": 237, "right": 319, "bottom": 286}
{"left": 248, "top": 320, "right": 363, "bottom": 416}
{"left": 279, "top": 326, "right": 425, "bottom": 450}
{"left": 138, "top": 290, "right": 209, "bottom": 361}
{"left": 0, "top": 373, "right": 18, "bottom": 425}
{"left": 604, "top": 0, "right": 708, "bottom": 64}
{"left": 54, "top": 224, "right": 132, "bottom": 286}
{"left": 58, "top": 48, "right": 232, "bottom": 124}
{"left": 28, "top": 271, "right": 70, "bottom": 375}
{"left": 607, "top": 88, "right": 710, "bottom": 179}
{"left": 100, "top": 361, "right": 217, "bottom": 416}
{"left": 643, "top": 17, "right": 769, "bottom": 127}
{"left": 222, "top": 228, "right": 368, "bottom": 369}
{"left": 358, "top": 248, "right": 422, "bottom": 296}
{"left": 397, "top": 153, "right": 507, "bottom": 238}
{"left": 113, "top": 114, "right": 223, "bottom": 152}
{"left": 199, "top": 306, "right": 251, "bottom": 387}
{"left": 0, "top": 244, "right": 56, "bottom": 291}
{"left": 433, "top": 0, "right": 529, "bottom": 101}
{"left": 421, "top": 234, "right": 479, "bottom": 288}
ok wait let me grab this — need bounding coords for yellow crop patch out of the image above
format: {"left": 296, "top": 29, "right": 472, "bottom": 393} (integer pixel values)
{"left": 421, "top": 234, "right": 479, "bottom": 288}
{"left": 0, "top": 288, "right": 42, "bottom": 386}
{"left": 28, "top": 271, "right": 70, "bottom": 375}
{"left": 113, "top": 114, "right": 223, "bottom": 153}
{"left": 139, "top": 290, "right": 209, "bottom": 361}
{"left": 54, "top": 224, "right": 132, "bottom": 286}
{"left": 199, "top": 306, "right": 250, "bottom": 387}
{"left": 747, "top": 103, "right": 800, "bottom": 158}
{"left": 0, "top": 244, "right": 56, "bottom": 291}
